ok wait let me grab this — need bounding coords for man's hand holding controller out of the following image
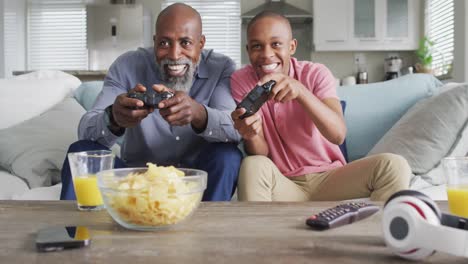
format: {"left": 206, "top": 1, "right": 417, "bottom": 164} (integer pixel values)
{"left": 109, "top": 84, "right": 173, "bottom": 132}
{"left": 122, "top": 83, "right": 208, "bottom": 129}
{"left": 236, "top": 80, "right": 276, "bottom": 119}
{"left": 127, "top": 90, "right": 174, "bottom": 109}
{"left": 232, "top": 80, "right": 276, "bottom": 140}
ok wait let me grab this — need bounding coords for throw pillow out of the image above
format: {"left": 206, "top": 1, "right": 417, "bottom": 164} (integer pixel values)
{"left": 368, "top": 84, "right": 468, "bottom": 179}
{"left": 0, "top": 98, "right": 85, "bottom": 188}
{"left": 0, "top": 169, "right": 29, "bottom": 199}
{"left": 0, "top": 70, "right": 82, "bottom": 129}
{"left": 12, "top": 70, "right": 81, "bottom": 90}
{"left": 337, "top": 73, "right": 442, "bottom": 162}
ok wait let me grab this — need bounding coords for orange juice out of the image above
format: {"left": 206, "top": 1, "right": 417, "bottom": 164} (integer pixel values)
{"left": 73, "top": 175, "right": 103, "bottom": 206}
{"left": 447, "top": 185, "right": 468, "bottom": 217}
{"left": 74, "top": 226, "right": 91, "bottom": 240}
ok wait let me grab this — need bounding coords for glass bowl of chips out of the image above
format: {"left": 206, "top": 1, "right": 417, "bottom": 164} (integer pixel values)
{"left": 97, "top": 164, "right": 207, "bottom": 231}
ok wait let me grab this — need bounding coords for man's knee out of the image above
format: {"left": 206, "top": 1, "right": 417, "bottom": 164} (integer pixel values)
{"left": 239, "top": 155, "right": 275, "bottom": 183}
{"left": 240, "top": 155, "right": 272, "bottom": 171}
{"left": 376, "top": 153, "right": 411, "bottom": 188}
{"left": 196, "top": 143, "right": 242, "bottom": 183}
{"left": 68, "top": 140, "right": 109, "bottom": 153}
{"left": 201, "top": 143, "right": 242, "bottom": 168}
{"left": 196, "top": 143, "right": 242, "bottom": 201}
{"left": 238, "top": 155, "right": 277, "bottom": 201}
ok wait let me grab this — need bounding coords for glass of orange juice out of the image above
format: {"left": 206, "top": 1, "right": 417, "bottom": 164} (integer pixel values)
{"left": 68, "top": 150, "right": 114, "bottom": 211}
{"left": 442, "top": 157, "right": 468, "bottom": 217}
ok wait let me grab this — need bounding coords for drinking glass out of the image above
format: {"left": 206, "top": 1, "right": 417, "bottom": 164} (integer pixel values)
{"left": 442, "top": 157, "right": 468, "bottom": 217}
{"left": 68, "top": 150, "right": 114, "bottom": 211}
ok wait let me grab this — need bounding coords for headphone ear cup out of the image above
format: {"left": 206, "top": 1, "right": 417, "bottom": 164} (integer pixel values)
{"left": 382, "top": 196, "right": 440, "bottom": 260}
{"left": 385, "top": 190, "right": 442, "bottom": 219}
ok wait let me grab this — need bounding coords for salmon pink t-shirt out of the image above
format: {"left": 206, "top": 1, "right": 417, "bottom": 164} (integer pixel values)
{"left": 231, "top": 58, "right": 346, "bottom": 177}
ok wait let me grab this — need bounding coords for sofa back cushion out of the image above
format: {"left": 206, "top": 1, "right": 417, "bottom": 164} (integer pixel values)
{"left": 337, "top": 74, "right": 442, "bottom": 162}
{"left": 74, "top": 81, "right": 105, "bottom": 110}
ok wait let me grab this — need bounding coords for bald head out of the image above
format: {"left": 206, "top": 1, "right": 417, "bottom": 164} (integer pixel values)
{"left": 156, "top": 3, "right": 202, "bottom": 36}
{"left": 153, "top": 3, "right": 206, "bottom": 92}
{"left": 247, "top": 11, "right": 292, "bottom": 39}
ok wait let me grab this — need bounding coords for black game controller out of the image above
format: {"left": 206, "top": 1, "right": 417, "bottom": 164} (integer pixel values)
{"left": 127, "top": 91, "right": 174, "bottom": 108}
{"left": 237, "top": 80, "right": 276, "bottom": 119}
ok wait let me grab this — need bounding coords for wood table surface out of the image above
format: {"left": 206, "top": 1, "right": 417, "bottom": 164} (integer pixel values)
{"left": 0, "top": 200, "right": 464, "bottom": 263}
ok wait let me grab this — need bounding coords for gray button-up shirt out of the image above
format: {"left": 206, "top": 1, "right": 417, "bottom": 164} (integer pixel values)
{"left": 78, "top": 48, "right": 241, "bottom": 167}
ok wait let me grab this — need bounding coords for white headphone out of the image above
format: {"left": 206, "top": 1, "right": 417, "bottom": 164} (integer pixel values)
{"left": 382, "top": 190, "right": 468, "bottom": 260}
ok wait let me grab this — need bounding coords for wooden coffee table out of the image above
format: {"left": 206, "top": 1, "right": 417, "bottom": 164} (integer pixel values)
{"left": 0, "top": 201, "right": 462, "bottom": 263}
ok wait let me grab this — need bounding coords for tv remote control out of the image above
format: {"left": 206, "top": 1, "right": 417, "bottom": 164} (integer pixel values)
{"left": 306, "top": 202, "right": 379, "bottom": 231}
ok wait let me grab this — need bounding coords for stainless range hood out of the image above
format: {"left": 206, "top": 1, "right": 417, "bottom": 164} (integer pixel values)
{"left": 241, "top": 0, "right": 312, "bottom": 24}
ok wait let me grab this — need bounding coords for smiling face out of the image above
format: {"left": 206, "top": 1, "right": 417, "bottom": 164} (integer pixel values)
{"left": 246, "top": 15, "right": 297, "bottom": 79}
{"left": 154, "top": 4, "right": 205, "bottom": 91}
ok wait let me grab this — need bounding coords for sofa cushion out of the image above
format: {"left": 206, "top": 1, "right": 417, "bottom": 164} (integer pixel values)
{"left": 74, "top": 81, "right": 104, "bottom": 110}
{"left": 0, "top": 169, "right": 29, "bottom": 199}
{"left": 337, "top": 74, "right": 443, "bottom": 161}
{"left": 0, "top": 98, "right": 85, "bottom": 188}
{"left": 0, "top": 70, "right": 81, "bottom": 129}
{"left": 368, "top": 83, "right": 468, "bottom": 182}
{"left": 339, "top": 100, "right": 348, "bottom": 162}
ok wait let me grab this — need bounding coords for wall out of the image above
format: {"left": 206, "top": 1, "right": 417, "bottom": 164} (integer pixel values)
{"left": 453, "top": 0, "right": 467, "bottom": 83}
{"left": 3, "top": 0, "right": 26, "bottom": 77}
{"left": 311, "top": 51, "right": 416, "bottom": 83}
{"left": 0, "top": 0, "right": 5, "bottom": 78}
{"left": 137, "top": 0, "right": 162, "bottom": 38}
{"left": 87, "top": 4, "right": 144, "bottom": 70}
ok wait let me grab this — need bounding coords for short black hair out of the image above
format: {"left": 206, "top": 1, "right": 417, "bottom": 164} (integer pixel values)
{"left": 246, "top": 11, "right": 292, "bottom": 37}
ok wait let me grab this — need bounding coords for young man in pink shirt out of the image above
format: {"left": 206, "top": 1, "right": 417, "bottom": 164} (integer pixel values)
{"left": 231, "top": 11, "right": 411, "bottom": 201}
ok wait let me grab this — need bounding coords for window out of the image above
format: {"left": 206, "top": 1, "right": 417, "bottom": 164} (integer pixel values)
{"left": 27, "top": 0, "right": 87, "bottom": 70}
{"left": 425, "top": 0, "right": 454, "bottom": 77}
{"left": 162, "top": 0, "right": 241, "bottom": 68}
{"left": 4, "top": 6, "right": 19, "bottom": 77}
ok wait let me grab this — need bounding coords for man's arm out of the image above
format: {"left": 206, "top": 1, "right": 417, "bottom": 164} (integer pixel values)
{"left": 78, "top": 77, "right": 128, "bottom": 148}
{"left": 296, "top": 93, "right": 346, "bottom": 145}
{"left": 231, "top": 108, "right": 269, "bottom": 156}
{"left": 196, "top": 59, "right": 242, "bottom": 143}
{"left": 258, "top": 69, "right": 346, "bottom": 145}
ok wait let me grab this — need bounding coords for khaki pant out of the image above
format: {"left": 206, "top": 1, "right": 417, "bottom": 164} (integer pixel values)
{"left": 237, "top": 153, "right": 411, "bottom": 201}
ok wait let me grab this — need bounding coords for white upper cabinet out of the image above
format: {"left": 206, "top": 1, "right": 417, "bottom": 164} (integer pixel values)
{"left": 313, "top": 0, "right": 420, "bottom": 51}
{"left": 354, "top": 0, "right": 377, "bottom": 39}
{"left": 313, "top": 0, "right": 351, "bottom": 48}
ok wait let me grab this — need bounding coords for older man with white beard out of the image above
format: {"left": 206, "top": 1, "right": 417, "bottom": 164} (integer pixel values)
{"left": 60, "top": 3, "right": 242, "bottom": 201}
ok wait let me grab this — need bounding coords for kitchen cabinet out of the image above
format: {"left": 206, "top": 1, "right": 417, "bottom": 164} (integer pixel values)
{"left": 313, "top": 0, "right": 351, "bottom": 48}
{"left": 313, "top": 0, "right": 420, "bottom": 51}
{"left": 354, "top": 0, "right": 377, "bottom": 39}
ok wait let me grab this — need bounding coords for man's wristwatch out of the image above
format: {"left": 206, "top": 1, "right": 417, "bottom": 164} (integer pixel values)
{"left": 104, "top": 105, "right": 125, "bottom": 136}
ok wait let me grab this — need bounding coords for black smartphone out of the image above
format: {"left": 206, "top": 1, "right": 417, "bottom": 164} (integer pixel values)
{"left": 36, "top": 226, "right": 91, "bottom": 252}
